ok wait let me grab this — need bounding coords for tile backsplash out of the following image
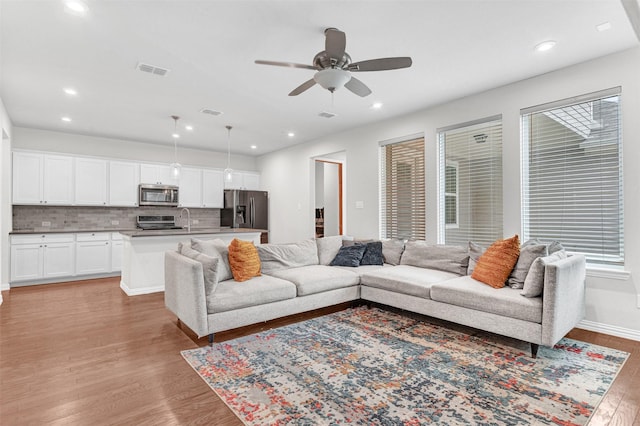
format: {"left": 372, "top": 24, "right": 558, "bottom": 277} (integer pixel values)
{"left": 12, "top": 206, "right": 220, "bottom": 232}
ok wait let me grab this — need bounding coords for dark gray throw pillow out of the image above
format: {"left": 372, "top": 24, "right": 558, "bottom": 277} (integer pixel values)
{"left": 330, "top": 244, "right": 367, "bottom": 267}
{"left": 360, "top": 241, "right": 384, "bottom": 266}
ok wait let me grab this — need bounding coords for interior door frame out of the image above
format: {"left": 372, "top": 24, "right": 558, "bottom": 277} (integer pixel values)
{"left": 314, "top": 159, "right": 344, "bottom": 236}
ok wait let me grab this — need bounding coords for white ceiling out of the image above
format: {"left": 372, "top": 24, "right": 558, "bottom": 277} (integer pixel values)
{"left": 1, "top": 1, "right": 638, "bottom": 156}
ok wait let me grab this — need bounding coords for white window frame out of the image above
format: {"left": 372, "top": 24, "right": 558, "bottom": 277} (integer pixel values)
{"left": 444, "top": 160, "right": 459, "bottom": 229}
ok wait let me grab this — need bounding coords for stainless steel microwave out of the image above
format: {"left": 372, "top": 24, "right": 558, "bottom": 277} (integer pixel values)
{"left": 138, "top": 184, "right": 179, "bottom": 206}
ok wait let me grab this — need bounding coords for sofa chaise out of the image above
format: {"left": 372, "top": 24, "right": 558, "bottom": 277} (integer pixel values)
{"left": 164, "top": 235, "right": 586, "bottom": 357}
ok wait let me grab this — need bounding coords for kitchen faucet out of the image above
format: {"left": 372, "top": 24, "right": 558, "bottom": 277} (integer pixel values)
{"left": 179, "top": 207, "right": 191, "bottom": 232}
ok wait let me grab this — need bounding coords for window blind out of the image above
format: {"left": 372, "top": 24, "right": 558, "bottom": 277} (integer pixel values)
{"left": 521, "top": 88, "right": 623, "bottom": 266}
{"left": 380, "top": 137, "right": 426, "bottom": 240}
{"left": 438, "top": 117, "right": 503, "bottom": 246}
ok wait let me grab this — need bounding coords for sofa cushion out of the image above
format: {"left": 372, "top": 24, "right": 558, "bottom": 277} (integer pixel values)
{"left": 267, "top": 265, "right": 360, "bottom": 296}
{"left": 228, "top": 238, "right": 261, "bottom": 282}
{"left": 191, "top": 238, "right": 233, "bottom": 281}
{"left": 316, "top": 236, "right": 343, "bottom": 265}
{"left": 382, "top": 239, "right": 405, "bottom": 265}
{"left": 466, "top": 241, "right": 486, "bottom": 275}
{"left": 258, "top": 239, "right": 319, "bottom": 274}
{"left": 360, "top": 265, "right": 459, "bottom": 299}
{"left": 179, "top": 244, "right": 220, "bottom": 296}
{"left": 360, "top": 241, "right": 384, "bottom": 266}
{"left": 521, "top": 250, "right": 568, "bottom": 297}
{"left": 208, "top": 275, "right": 296, "bottom": 313}
{"left": 400, "top": 241, "right": 469, "bottom": 275}
{"left": 507, "top": 243, "right": 547, "bottom": 289}
{"left": 330, "top": 245, "right": 367, "bottom": 267}
{"left": 332, "top": 264, "right": 390, "bottom": 277}
{"left": 471, "top": 235, "right": 520, "bottom": 288}
{"left": 430, "top": 276, "right": 543, "bottom": 323}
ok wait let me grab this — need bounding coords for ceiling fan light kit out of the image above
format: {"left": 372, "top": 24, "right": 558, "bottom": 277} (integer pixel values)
{"left": 255, "top": 28, "right": 412, "bottom": 98}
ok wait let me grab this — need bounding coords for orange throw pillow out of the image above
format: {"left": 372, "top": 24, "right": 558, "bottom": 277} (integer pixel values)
{"left": 228, "top": 238, "right": 261, "bottom": 282}
{"left": 471, "top": 235, "right": 520, "bottom": 288}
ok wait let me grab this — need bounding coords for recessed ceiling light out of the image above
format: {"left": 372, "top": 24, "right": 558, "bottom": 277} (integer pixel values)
{"left": 63, "top": 0, "right": 88, "bottom": 15}
{"left": 63, "top": 87, "right": 77, "bottom": 96}
{"left": 61, "top": 116, "right": 72, "bottom": 122}
{"left": 371, "top": 102, "right": 383, "bottom": 109}
{"left": 250, "top": 145, "right": 257, "bottom": 150}
{"left": 185, "top": 125, "right": 193, "bottom": 131}
{"left": 535, "top": 40, "right": 556, "bottom": 52}
{"left": 172, "top": 133, "right": 180, "bottom": 139}
{"left": 596, "top": 22, "right": 612, "bottom": 32}
{"left": 287, "top": 132, "right": 295, "bottom": 137}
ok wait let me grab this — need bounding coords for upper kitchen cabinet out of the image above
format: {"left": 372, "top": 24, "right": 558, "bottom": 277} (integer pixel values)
{"left": 13, "top": 152, "right": 74, "bottom": 205}
{"left": 223, "top": 171, "right": 260, "bottom": 190}
{"left": 109, "top": 161, "right": 140, "bottom": 206}
{"left": 140, "top": 163, "right": 178, "bottom": 186}
{"left": 75, "top": 157, "right": 108, "bottom": 205}
{"left": 202, "top": 169, "right": 224, "bottom": 208}
{"left": 178, "top": 167, "right": 202, "bottom": 208}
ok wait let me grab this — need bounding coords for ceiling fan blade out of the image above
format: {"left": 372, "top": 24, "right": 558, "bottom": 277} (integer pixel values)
{"left": 288, "top": 78, "right": 317, "bottom": 96}
{"left": 349, "top": 57, "right": 413, "bottom": 72}
{"left": 255, "top": 60, "right": 317, "bottom": 71}
{"left": 325, "top": 28, "right": 346, "bottom": 61}
{"left": 344, "top": 77, "right": 372, "bottom": 97}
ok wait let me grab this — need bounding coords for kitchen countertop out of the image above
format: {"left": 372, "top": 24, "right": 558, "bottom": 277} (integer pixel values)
{"left": 120, "top": 228, "right": 267, "bottom": 237}
{"left": 10, "top": 228, "right": 136, "bottom": 235}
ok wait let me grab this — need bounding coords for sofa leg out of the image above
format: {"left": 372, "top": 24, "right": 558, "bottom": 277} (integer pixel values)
{"left": 208, "top": 333, "right": 214, "bottom": 345}
{"left": 531, "top": 343, "right": 539, "bottom": 358}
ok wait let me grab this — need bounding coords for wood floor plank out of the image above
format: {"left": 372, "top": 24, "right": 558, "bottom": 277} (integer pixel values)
{"left": 1, "top": 277, "right": 638, "bottom": 425}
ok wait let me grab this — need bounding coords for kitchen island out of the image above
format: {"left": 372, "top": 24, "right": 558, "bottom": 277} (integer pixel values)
{"left": 120, "top": 228, "right": 263, "bottom": 296}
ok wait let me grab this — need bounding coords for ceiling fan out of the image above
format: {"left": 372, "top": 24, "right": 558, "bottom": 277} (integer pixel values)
{"left": 255, "top": 28, "right": 412, "bottom": 97}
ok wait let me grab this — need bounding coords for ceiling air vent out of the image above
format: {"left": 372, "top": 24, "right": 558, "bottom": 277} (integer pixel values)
{"left": 136, "top": 62, "right": 170, "bottom": 76}
{"left": 200, "top": 108, "right": 223, "bottom": 116}
{"left": 318, "top": 111, "right": 337, "bottom": 119}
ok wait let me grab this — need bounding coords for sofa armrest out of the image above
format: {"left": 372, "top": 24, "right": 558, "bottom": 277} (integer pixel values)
{"left": 541, "top": 254, "right": 586, "bottom": 347}
{"left": 164, "top": 250, "right": 209, "bottom": 338}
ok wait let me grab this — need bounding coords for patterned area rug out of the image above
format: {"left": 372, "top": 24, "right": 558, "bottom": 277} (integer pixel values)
{"left": 181, "top": 307, "right": 628, "bottom": 425}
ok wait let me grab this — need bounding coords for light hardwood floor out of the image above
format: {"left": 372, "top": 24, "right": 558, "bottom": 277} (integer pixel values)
{"left": 0, "top": 277, "right": 638, "bottom": 425}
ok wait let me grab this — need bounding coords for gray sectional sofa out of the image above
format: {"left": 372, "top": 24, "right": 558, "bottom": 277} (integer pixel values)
{"left": 164, "top": 236, "right": 586, "bottom": 357}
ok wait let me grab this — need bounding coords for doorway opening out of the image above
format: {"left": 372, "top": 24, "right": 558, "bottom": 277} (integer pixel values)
{"left": 314, "top": 159, "right": 344, "bottom": 238}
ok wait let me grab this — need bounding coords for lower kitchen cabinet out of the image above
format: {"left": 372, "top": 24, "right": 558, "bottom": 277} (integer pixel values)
{"left": 10, "top": 234, "right": 75, "bottom": 282}
{"left": 75, "top": 233, "right": 111, "bottom": 275}
{"left": 111, "top": 232, "right": 123, "bottom": 271}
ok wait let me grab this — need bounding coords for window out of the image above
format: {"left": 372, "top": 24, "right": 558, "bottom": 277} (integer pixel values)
{"left": 380, "top": 136, "right": 425, "bottom": 240}
{"left": 438, "top": 117, "right": 503, "bottom": 246}
{"left": 444, "top": 161, "right": 459, "bottom": 228}
{"left": 521, "top": 87, "right": 623, "bottom": 266}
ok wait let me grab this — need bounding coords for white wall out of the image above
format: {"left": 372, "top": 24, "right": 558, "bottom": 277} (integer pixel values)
{"left": 12, "top": 127, "right": 257, "bottom": 171}
{"left": 0, "top": 96, "right": 13, "bottom": 297}
{"left": 257, "top": 47, "right": 640, "bottom": 337}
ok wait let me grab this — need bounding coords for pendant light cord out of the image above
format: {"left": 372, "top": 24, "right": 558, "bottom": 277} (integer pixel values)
{"left": 226, "top": 125, "right": 232, "bottom": 170}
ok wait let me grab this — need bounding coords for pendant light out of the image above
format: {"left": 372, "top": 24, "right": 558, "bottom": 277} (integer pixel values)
{"left": 170, "top": 115, "right": 181, "bottom": 179}
{"left": 223, "top": 125, "right": 233, "bottom": 183}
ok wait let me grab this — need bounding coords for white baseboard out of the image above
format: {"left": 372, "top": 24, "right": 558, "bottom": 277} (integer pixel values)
{"left": 577, "top": 319, "right": 640, "bottom": 342}
{"left": 119, "top": 280, "right": 164, "bottom": 296}
{"left": 1, "top": 283, "right": 9, "bottom": 291}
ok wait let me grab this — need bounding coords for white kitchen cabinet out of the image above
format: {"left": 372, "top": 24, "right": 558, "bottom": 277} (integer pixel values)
{"left": 140, "top": 163, "right": 178, "bottom": 186}
{"left": 109, "top": 161, "right": 140, "bottom": 206}
{"left": 111, "top": 233, "right": 123, "bottom": 272}
{"left": 202, "top": 169, "right": 224, "bottom": 208}
{"left": 12, "top": 152, "right": 74, "bottom": 205}
{"left": 178, "top": 167, "right": 202, "bottom": 207}
{"left": 223, "top": 171, "right": 260, "bottom": 190}
{"left": 75, "top": 157, "right": 108, "bottom": 205}
{"left": 10, "top": 234, "right": 75, "bottom": 282}
{"left": 75, "top": 233, "right": 111, "bottom": 275}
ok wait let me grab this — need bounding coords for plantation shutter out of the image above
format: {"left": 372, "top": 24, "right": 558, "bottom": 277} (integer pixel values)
{"left": 380, "top": 136, "right": 426, "bottom": 240}
{"left": 438, "top": 117, "right": 503, "bottom": 246}
{"left": 521, "top": 87, "right": 623, "bottom": 266}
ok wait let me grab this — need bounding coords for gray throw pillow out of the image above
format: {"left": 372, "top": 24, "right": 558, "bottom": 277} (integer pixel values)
{"left": 330, "top": 245, "right": 366, "bottom": 267}
{"left": 316, "top": 236, "right": 343, "bottom": 265}
{"left": 360, "top": 241, "right": 384, "bottom": 266}
{"left": 191, "top": 238, "right": 233, "bottom": 281}
{"left": 507, "top": 244, "right": 548, "bottom": 289}
{"left": 180, "top": 244, "right": 220, "bottom": 299}
{"left": 466, "top": 241, "right": 486, "bottom": 275}
{"left": 521, "top": 250, "right": 567, "bottom": 298}
{"left": 401, "top": 241, "right": 469, "bottom": 276}
{"left": 381, "top": 239, "right": 405, "bottom": 265}
{"left": 258, "top": 239, "right": 319, "bottom": 274}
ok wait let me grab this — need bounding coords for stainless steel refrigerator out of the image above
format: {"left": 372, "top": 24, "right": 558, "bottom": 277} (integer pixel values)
{"left": 220, "top": 189, "right": 269, "bottom": 230}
